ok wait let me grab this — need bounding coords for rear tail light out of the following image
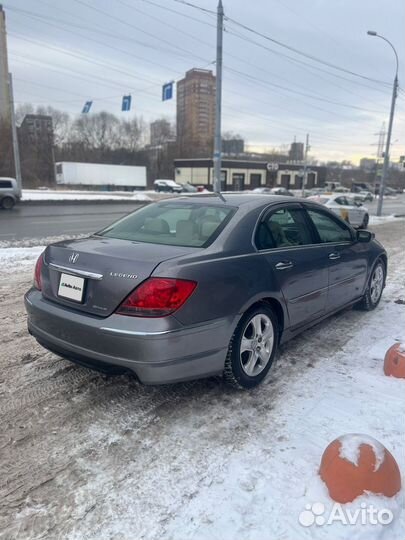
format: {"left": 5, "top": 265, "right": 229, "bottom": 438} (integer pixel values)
{"left": 116, "top": 277, "right": 197, "bottom": 317}
{"left": 34, "top": 253, "right": 44, "bottom": 290}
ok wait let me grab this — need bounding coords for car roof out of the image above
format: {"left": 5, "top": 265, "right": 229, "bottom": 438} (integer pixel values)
{"left": 162, "top": 192, "right": 301, "bottom": 208}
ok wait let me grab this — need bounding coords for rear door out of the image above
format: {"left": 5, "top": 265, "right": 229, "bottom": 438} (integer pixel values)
{"left": 304, "top": 205, "right": 368, "bottom": 310}
{"left": 255, "top": 203, "right": 329, "bottom": 329}
{"left": 332, "top": 196, "right": 364, "bottom": 227}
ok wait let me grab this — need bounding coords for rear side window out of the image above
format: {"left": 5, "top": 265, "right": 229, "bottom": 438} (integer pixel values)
{"left": 256, "top": 207, "right": 313, "bottom": 250}
{"left": 335, "top": 196, "right": 350, "bottom": 205}
{"left": 0, "top": 180, "right": 12, "bottom": 188}
{"left": 307, "top": 209, "right": 352, "bottom": 243}
{"left": 98, "top": 202, "right": 235, "bottom": 247}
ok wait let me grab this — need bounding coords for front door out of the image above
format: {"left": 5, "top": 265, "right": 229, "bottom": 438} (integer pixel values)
{"left": 232, "top": 173, "right": 245, "bottom": 191}
{"left": 305, "top": 207, "right": 368, "bottom": 310}
{"left": 255, "top": 204, "right": 329, "bottom": 329}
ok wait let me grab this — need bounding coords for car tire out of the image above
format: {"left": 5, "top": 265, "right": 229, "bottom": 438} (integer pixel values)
{"left": 1, "top": 196, "right": 15, "bottom": 210}
{"left": 361, "top": 213, "right": 369, "bottom": 229}
{"left": 224, "top": 303, "right": 279, "bottom": 389}
{"left": 355, "top": 259, "right": 385, "bottom": 311}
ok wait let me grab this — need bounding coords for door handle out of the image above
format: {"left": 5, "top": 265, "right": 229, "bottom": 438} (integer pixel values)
{"left": 275, "top": 261, "right": 294, "bottom": 270}
{"left": 328, "top": 252, "right": 341, "bottom": 260}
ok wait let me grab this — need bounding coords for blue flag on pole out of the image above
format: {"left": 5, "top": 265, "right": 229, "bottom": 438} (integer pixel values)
{"left": 162, "top": 82, "right": 173, "bottom": 101}
{"left": 82, "top": 101, "right": 92, "bottom": 113}
{"left": 122, "top": 95, "right": 132, "bottom": 112}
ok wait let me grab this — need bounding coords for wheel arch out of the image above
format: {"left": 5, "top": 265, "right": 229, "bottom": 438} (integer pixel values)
{"left": 377, "top": 253, "right": 388, "bottom": 284}
{"left": 242, "top": 296, "right": 286, "bottom": 344}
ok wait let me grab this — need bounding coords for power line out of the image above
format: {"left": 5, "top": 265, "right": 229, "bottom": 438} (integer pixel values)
{"left": 225, "top": 66, "right": 386, "bottom": 114}
{"left": 5, "top": 5, "right": 199, "bottom": 62}
{"left": 166, "top": 0, "right": 392, "bottom": 87}
{"left": 138, "top": 0, "right": 216, "bottom": 28}
{"left": 117, "top": 0, "right": 390, "bottom": 111}
{"left": 224, "top": 16, "right": 392, "bottom": 87}
{"left": 8, "top": 2, "right": 389, "bottom": 120}
{"left": 225, "top": 28, "right": 392, "bottom": 96}
{"left": 170, "top": 0, "right": 217, "bottom": 16}
{"left": 70, "top": 0, "right": 210, "bottom": 64}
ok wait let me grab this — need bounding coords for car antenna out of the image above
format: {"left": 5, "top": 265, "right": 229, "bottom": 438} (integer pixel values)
{"left": 214, "top": 190, "right": 226, "bottom": 203}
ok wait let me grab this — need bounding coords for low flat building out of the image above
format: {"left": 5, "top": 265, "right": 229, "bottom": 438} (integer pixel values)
{"left": 174, "top": 158, "right": 326, "bottom": 191}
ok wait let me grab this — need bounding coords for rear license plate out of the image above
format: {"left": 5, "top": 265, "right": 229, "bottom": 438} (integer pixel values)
{"left": 58, "top": 273, "right": 85, "bottom": 302}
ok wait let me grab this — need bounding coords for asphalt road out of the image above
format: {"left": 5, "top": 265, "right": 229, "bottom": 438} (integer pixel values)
{"left": 0, "top": 202, "right": 143, "bottom": 242}
{"left": 0, "top": 195, "right": 404, "bottom": 242}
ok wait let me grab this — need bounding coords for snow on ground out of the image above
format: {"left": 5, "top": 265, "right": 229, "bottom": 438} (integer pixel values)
{"left": 0, "top": 245, "right": 45, "bottom": 273}
{"left": 0, "top": 222, "right": 404, "bottom": 540}
{"left": 22, "top": 189, "right": 153, "bottom": 202}
{"left": 369, "top": 215, "right": 405, "bottom": 225}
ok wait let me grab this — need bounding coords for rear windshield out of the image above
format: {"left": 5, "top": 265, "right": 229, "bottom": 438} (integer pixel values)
{"left": 97, "top": 202, "right": 236, "bottom": 247}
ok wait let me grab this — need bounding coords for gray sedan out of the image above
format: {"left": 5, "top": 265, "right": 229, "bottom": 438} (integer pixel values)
{"left": 25, "top": 194, "right": 387, "bottom": 389}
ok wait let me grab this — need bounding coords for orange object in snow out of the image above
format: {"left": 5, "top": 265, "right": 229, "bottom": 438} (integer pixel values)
{"left": 319, "top": 434, "right": 401, "bottom": 503}
{"left": 384, "top": 343, "right": 405, "bottom": 379}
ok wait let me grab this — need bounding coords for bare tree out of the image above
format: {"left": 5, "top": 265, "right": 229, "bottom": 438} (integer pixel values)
{"left": 72, "top": 111, "right": 121, "bottom": 152}
{"left": 119, "top": 117, "right": 144, "bottom": 152}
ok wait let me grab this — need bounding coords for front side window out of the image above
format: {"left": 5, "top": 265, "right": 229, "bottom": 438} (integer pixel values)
{"left": 307, "top": 209, "right": 352, "bottom": 243}
{"left": 256, "top": 207, "right": 313, "bottom": 250}
{"left": 0, "top": 180, "right": 12, "bottom": 188}
{"left": 98, "top": 202, "right": 235, "bottom": 248}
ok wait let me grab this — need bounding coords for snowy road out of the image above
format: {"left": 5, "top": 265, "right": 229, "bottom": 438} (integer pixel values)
{"left": 0, "top": 221, "right": 404, "bottom": 540}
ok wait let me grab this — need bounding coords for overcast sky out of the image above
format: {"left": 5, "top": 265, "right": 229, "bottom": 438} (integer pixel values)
{"left": 4, "top": 0, "right": 405, "bottom": 163}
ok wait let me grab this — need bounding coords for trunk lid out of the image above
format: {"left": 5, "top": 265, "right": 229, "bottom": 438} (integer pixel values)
{"left": 41, "top": 236, "right": 196, "bottom": 317}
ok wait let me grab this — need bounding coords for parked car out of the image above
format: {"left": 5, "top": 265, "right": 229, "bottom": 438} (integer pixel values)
{"left": 180, "top": 183, "right": 198, "bottom": 193}
{"left": 333, "top": 186, "right": 350, "bottom": 193}
{"left": 154, "top": 179, "right": 183, "bottom": 193}
{"left": 309, "top": 188, "right": 326, "bottom": 196}
{"left": 356, "top": 190, "right": 374, "bottom": 202}
{"left": 25, "top": 194, "right": 386, "bottom": 389}
{"left": 384, "top": 187, "right": 399, "bottom": 196}
{"left": 374, "top": 186, "right": 398, "bottom": 196}
{"left": 308, "top": 194, "right": 369, "bottom": 228}
{"left": 270, "top": 187, "right": 294, "bottom": 196}
{"left": 0, "top": 177, "right": 20, "bottom": 209}
{"left": 252, "top": 187, "right": 271, "bottom": 194}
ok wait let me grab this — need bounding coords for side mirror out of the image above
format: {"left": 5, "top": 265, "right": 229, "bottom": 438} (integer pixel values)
{"left": 354, "top": 201, "right": 363, "bottom": 207}
{"left": 356, "top": 230, "right": 374, "bottom": 243}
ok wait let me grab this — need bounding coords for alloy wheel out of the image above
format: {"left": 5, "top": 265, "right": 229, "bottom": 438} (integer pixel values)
{"left": 240, "top": 313, "right": 274, "bottom": 377}
{"left": 370, "top": 264, "right": 384, "bottom": 304}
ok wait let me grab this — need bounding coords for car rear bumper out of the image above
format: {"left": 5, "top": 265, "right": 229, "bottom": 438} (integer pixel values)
{"left": 25, "top": 289, "right": 231, "bottom": 384}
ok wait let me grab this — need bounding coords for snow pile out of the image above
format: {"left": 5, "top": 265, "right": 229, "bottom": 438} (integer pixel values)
{"left": 338, "top": 434, "right": 386, "bottom": 471}
{"left": 0, "top": 246, "right": 45, "bottom": 273}
{"left": 369, "top": 215, "right": 405, "bottom": 225}
{"left": 21, "top": 189, "right": 152, "bottom": 202}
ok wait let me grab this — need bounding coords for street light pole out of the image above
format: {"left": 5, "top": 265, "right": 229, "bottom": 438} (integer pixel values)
{"left": 367, "top": 31, "right": 399, "bottom": 216}
{"left": 8, "top": 73, "right": 22, "bottom": 197}
{"left": 213, "top": 0, "right": 224, "bottom": 194}
{"left": 301, "top": 133, "right": 310, "bottom": 197}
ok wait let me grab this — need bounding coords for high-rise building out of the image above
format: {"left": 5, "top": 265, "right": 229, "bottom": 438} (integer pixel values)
{"left": 18, "top": 115, "right": 55, "bottom": 185}
{"left": 176, "top": 68, "right": 216, "bottom": 158}
{"left": 150, "top": 119, "right": 175, "bottom": 146}
{"left": 0, "top": 5, "right": 11, "bottom": 123}
{"left": 288, "top": 141, "right": 304, "bottom": 162}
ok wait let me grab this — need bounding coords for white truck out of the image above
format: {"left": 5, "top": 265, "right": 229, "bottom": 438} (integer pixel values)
{"left": 55, "top": 162, "right": 147, "bottom": 190}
